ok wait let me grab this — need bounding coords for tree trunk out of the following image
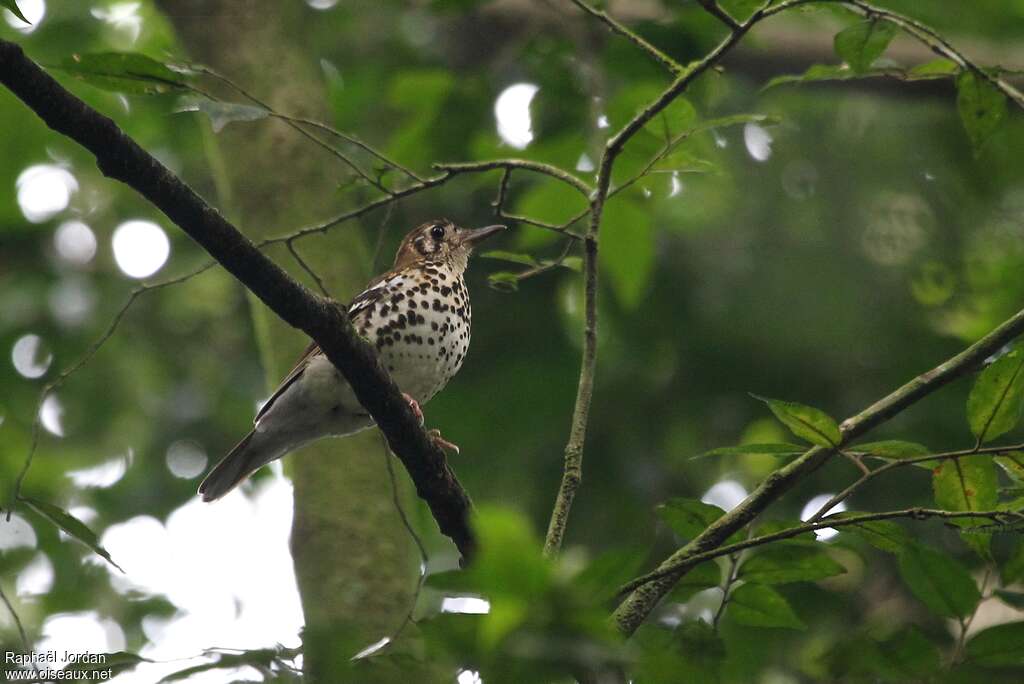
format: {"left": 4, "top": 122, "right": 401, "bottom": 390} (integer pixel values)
{"left": 157, "top": 3, "right": 418, "bottom": 680}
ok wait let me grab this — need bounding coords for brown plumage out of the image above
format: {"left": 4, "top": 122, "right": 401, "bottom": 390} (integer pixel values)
{"left": 198, "top": 219, "right": 505, "bottom": 501}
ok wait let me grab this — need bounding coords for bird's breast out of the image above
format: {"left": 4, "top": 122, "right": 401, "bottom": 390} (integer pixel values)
{"left": 358, "top": 268, "right": 472, "bottom": 404}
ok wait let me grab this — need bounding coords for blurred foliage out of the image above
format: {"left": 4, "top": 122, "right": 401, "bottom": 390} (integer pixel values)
{"left": 2, "top": 0, "right": 1024, "bottom": 682}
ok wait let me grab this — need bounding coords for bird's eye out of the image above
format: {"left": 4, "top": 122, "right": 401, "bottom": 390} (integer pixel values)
{"left": 430, "top": 224, "right": 446, "bottom": 240}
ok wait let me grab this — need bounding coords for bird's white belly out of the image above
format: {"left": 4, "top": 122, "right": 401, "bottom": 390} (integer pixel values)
{"left": 378, "top": 304, "right": 470, "bottom": 404}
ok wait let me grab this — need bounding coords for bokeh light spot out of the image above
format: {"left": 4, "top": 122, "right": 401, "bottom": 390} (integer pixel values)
{"left": 743, "top": 123, "right": 773, "bottom": 162}
{"left": 166, "top": 440, "right": 209, "bottom": 479}
{"left": 11, "top": 333, "right": 53, "bottom": 379}
{"left": 16, "top": 164, "right": 77, "bottom": 223}
{"left": 306, "top": 0, "right": 339, "bottom": 8}
{"left": 17, "top": 552, "right": 54, "bottom": 595}
{"left": 40, "top": 393, "right": 65, "bottom": 436}
{"left": 800, "top": 494, "right": 847, "bottom": 541}
{"left": 701, "top": 480, "right": 748, "bottom": 511}
{"left": 441, "top": 596, "right": 490, "bottom": 614}
{"left": 3, "top": 0, "right": 44, "bottom": 33}
{"left": 494, "top": 83, "right": 539, "bottom": 149}
{"left": 0, "top": 513, "right": 37, "bottom": 551}
{"left": 457, "top": 670, "right": 483, "bottom": 684}
{"left": 49, "top": 277, "right": 97, "bottom": 327}
{"left": 36, "top": 612, "right": 123, "bottom": 657}
{"left": 54, "top": 220, "right": 98, "bottom": 265}
{"left": 112, "top": 220, "right": 170, "bottom": 278}
{"left": 67, "top": 452, "right": 130, "bottom": 489}
{"left": 90, "top": 2, "right": 142, "bottom": 43}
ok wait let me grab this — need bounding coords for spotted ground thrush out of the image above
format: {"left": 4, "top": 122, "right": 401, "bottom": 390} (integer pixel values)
{"left": 198, "top": 219, "right": 505, "bottom": 501}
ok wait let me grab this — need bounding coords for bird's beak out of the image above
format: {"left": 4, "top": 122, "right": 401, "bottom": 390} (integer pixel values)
{"left": 461, "top": 224, "right": 506, "bottom": 249}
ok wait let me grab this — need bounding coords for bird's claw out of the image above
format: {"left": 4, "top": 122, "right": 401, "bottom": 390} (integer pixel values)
{"left": 403, "top": 392, "right": 425, "bottom": 426}
{"left": 428, "top": 428, "right": 461, "bottom": 455}
{"left": 403, "top": 393, "right": 461, "bottom": 455}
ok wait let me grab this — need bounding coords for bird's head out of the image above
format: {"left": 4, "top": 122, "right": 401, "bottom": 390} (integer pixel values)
{"left": 393, "top": 219, "right": 506, "bottom": 272}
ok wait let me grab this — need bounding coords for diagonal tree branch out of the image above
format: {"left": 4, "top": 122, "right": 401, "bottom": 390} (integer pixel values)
{"left": 612, "top": 305, "right": 1024, "bottom": 634}
{"left": 0, "top": 38, "right": 477, "bottom": 561}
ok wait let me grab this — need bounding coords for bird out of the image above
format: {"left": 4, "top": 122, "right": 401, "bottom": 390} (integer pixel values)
{"left": 198, "top": 219, "right": 506, "bottom": 501}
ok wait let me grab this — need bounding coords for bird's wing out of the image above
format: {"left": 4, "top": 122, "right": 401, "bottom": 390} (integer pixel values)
{"left": 252, "top": 272, "right": 403, "bottom": 426}
{"left": 253, "top": 340, "right": 321, "bottom": 426}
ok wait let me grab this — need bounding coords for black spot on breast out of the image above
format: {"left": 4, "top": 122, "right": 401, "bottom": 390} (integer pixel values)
{"left": 440, "top": 286, "right": 451, "bottom": 296}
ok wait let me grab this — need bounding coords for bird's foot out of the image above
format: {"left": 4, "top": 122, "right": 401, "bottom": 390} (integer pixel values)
{"left": 403, "top": 392, "right": 425, "bottom": 425}
{"left": 402, "top": 393, "right": 460, "bottom": 455}
{"left": 428, "top": 428, "right": 461, "bottom": 456}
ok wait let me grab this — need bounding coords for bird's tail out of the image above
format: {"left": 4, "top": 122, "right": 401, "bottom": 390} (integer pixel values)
{"left": 198, "top": 430, "right": 281, "bottom": 502}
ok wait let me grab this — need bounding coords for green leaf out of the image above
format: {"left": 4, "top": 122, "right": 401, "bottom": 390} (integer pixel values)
{"left": 575, "top": 548, "right": 646, "bottom": 603}
{"left": 696, "top": 443, "right": 805, "bottom": 459}
{"left": 633, "top": 621, "right": 724, "bottom": 683}
{"left": 726, "top": 583, "right": 805, "bottom": 629}
{"left": 854, "top": 440, "right": 931, "bottom": 460}
{"left": 487, "top": 271, "right": 519, "bottom": 292}
{"left": 872, "top": 628, "right": 942, "bottom": 680}
{"left": 738, "top": 546, "right": 845, "bottom": 584}
{"left": 909, "top": 58, "right": 960, "bottom": 78}
{"left": 650, "top": 148, "right": 716, "bottom": 174}
{"left": 1003, "top": 540, "right": 1024, "bottom": 587}
{"left": 558, "top": 256, "right": 582, "bottom": 272}
{"left": 994, "top": 452, "right": 1024, "bottom": 483}
{"left": 657, "top": 498, "right": 726, "bottom": 540}
{"left": 429, "top": 505, "right": 552, "bottom": 600}
{"left": 514, "top": 181, "right": 588, "bottom": 232}
{"left": 607, "top": 83, "right": 696, "bottom": 137}
{"left": 840, "top": 516, "right": 910, "bottom": 553}
{"left": 993, "top": 589, "right": 1024, "bottom": 610}
{"left": 834, "top": 19, "right": 898, "bottom": 74}
{"left": 480, "top": 250, "right": 539, "bottom": 267}
{"left": 763, "top": 64, "right": 854, "bottom": 91}
{"left": 20, "top": 496, "right": 123, "bottom": 572}
{"left": 600, "top": 198, "right": 653, "bottom": 309}
{"left": 1, "top": 0, "right": 28, "bottom": 23}
{"left": 667, "top": 561, "right": 722, "bottom": 603}
{"left": 63, "top": 652, "right": 149, "bottom": 677}
{"left": 751, "top": 394, "right": 841, "bottom": 447}
{"left": 956, "top": 70, "right": 1008, "bottom": 154}
{"left": 58, "top": 52, "right": 189, "bottom": 95}
{"left": 966, "top": 347, "right": 1024, "bottom": 443}
{"left": 176, "top": 96, "right": 270, "bottom": 134}
{"left": 897, "top": 544, "right": 980, "bottom": 618}
{"left": 932, "top": 455, "right": 998, "bottom": 557}
{"left": 389, "top": 69, "right": 453, "bottom": 115}
{"left": 966, "top": 621, "right": 1024, "bottom": 667}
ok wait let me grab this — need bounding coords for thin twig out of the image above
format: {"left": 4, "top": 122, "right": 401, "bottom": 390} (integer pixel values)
{"left": 542, "top": 0, "right": 770, "bottom": 559}
{"left": 194, "top": 68, "right": 394, "bottom": 195}
{"left": 6, "top": 262, "right": 218, "bottom": 517}
{"left": 807, "top": 441, "right": 1024, "bottom": 523}
{"left": 286, "top": 239, "right": 331, "bottom": 297}
{"left": 374, "top": 435, "right": 430, "bottom": 653}
{"left": 514, "top": 238, "right": 578, "bottom": 284}
{"left": 696, "top": 0, "right": 741, "bottom": 31}
{"left": 0, "top": 582, "right": 31, "bottom": 653}
{"left": 711, "top": 554, "right": 741, "bottom": 631}
{"left": 952, "top": 566, "right": 992, "bottom": 664}
{"left": 435, "top": 160, "right": 593, "bottom": 198}
{"left": 616, "top": 509, "right": 1024, "bottom": 597}
{"left": 369, "top": 200, "right": 397, "bottom": 277}
{"left": 568, "top": 0, "right": 684, "bottom": 74}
